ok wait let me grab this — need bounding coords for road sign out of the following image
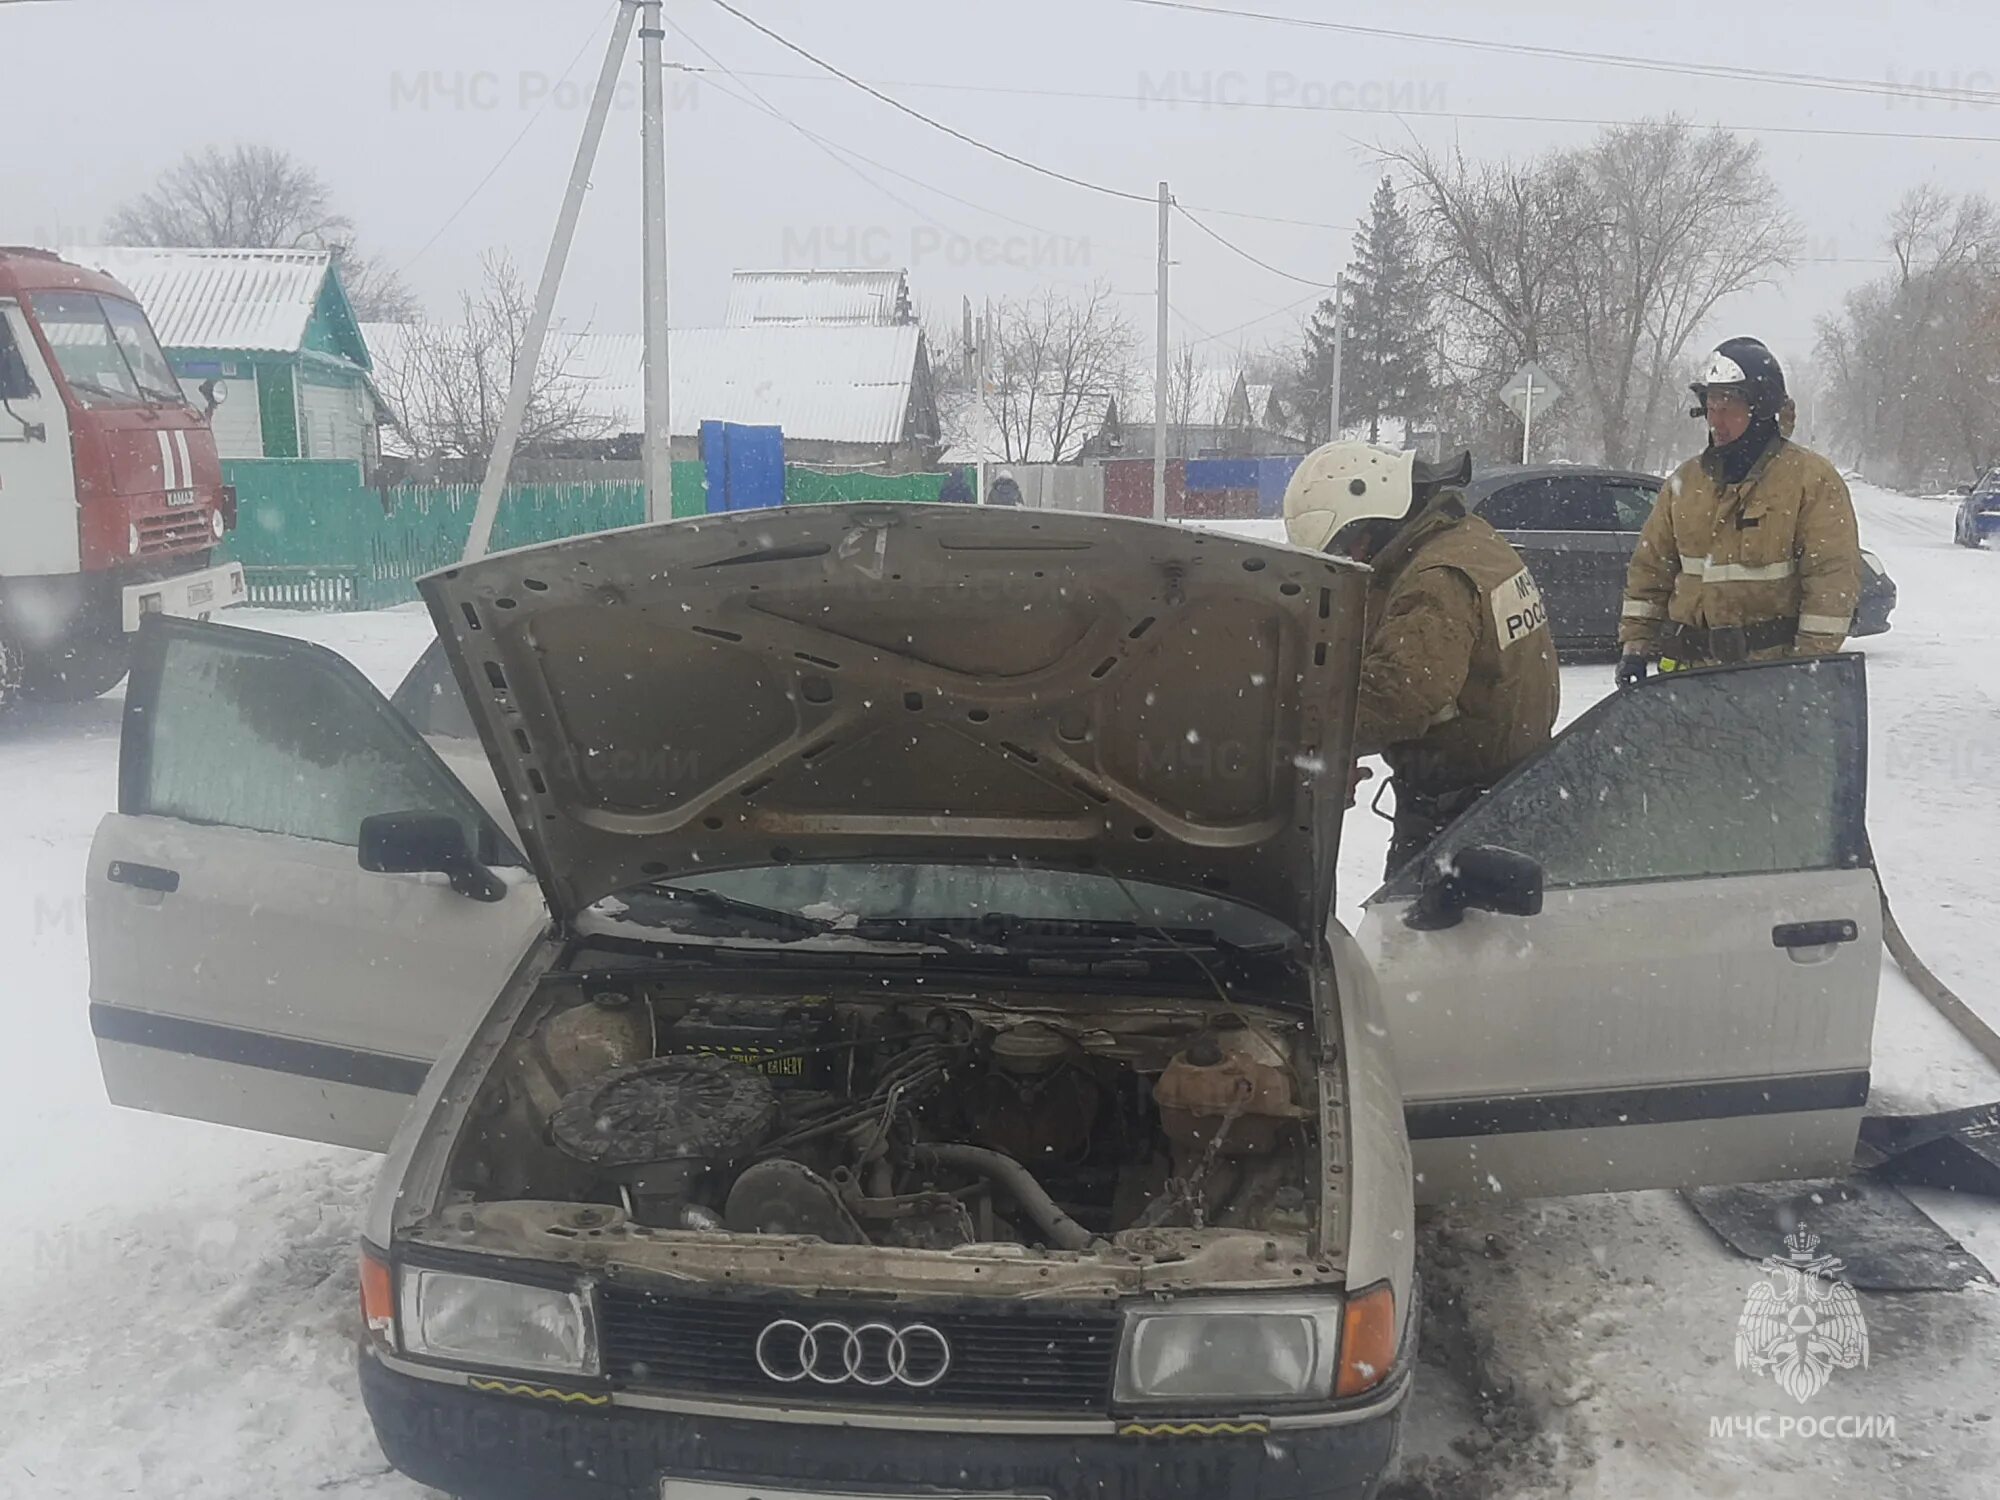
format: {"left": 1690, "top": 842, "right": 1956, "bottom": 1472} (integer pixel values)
{"left": 1499, "top": 362, "right": 1562, "bottom": 420}
{"left": 1499, "top": 362, "right": 1563, "bottom": 462}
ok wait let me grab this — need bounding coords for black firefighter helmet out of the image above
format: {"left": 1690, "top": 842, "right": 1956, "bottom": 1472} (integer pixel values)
{"left": 1689, "top": 337, "right": 1788, "bottom": 421}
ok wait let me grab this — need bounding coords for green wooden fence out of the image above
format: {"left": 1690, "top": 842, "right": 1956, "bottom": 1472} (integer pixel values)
{"left": 220, "top": 460, "right": 704, "bottom": 610}
{"left": 222, "top": 460, "right": 964, "bottom": 611}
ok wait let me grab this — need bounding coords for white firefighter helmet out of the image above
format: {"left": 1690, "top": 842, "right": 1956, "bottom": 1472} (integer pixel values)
{"left": 1282, "top": 441, "right": 1418, "bottom": 552}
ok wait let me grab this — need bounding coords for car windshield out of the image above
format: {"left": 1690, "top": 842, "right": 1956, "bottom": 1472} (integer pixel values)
{"left": 27, "top": 290, "right": 184, "bottom": 407}
{"left": 597, "top": 862, "right": 1295, "bottom": 950}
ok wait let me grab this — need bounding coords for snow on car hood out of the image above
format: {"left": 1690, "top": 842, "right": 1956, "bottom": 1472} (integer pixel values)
{"left": 419, "top": 503, "right": 1367, "bottom": 932}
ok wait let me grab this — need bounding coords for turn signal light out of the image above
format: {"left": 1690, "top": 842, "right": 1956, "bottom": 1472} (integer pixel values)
{"left": 360, "top": 1247, "right": 396, "bottom": 1341}
{"left": 1335, "top": 1282, "right": 1397, "bottom": 1398}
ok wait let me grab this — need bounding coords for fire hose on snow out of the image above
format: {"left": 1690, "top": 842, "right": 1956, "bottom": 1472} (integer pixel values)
{"left": 1879, "top": 882, "right": 2000, "bottom": 1072}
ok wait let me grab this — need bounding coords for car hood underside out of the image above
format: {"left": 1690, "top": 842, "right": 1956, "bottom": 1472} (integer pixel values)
{"left": 419, "top": 503, "right": 1366, "bottom": 932}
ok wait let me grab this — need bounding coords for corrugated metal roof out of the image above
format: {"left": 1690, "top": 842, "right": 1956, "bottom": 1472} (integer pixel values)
{"left": 362, "top": 322, "right": 921, "bottom": 444}
{"left": 61, "top": 246, "right": 332, "bottom": 355}
{"left": 725, "top": 269, "right": 913, "bottom": 327}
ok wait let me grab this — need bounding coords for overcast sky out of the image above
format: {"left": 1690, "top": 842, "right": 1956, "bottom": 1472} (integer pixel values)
{"left": 9, "top": 0, "right": 2000, "bottom": 395}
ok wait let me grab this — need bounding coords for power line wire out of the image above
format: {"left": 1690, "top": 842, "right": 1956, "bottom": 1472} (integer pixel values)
{"left": 715, "top": 65, "right": 2000, "bottom": 151}
{"left": 704, "top": 0, "right": 1155, "bottom": 204}
{"left": 1186, "top": 288, "right": 1328, "bottom": 346}
{"left": 1175, "top": 202, "right": 1337, "bottom": 288}
{"left": 678, "top": 32, "right": 1154, "bottom": 263}
{"left": 398, "top": 3, "right": 616, "bottom": 273}
{"left": 1112, "top": 0, "right": 2000, "bottom": 108}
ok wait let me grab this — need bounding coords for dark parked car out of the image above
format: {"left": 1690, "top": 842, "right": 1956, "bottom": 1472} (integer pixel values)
{"left": 1955, "top": 469, "right": 2000, "bottom": 548}
{"left": 1463, "top": 465, "right": 1896, "bottom": 655}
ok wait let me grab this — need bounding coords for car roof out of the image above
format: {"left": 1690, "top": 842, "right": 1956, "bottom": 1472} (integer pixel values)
{"left": 1463, "top": 464, "right": 1662, "bottom": 502}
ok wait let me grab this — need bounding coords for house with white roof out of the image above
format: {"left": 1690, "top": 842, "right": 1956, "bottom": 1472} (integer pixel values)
{"left": 363, "top": 282, "right": 940, "bottom": 471}
{"left": 1083, "top": 367, "right": 1309, "bottom": 460}
{"left": 724, "top": 268, "right": 914, "bottom": 328}
{"left": 62, "top": 246, "right": 382, "bottom": 464}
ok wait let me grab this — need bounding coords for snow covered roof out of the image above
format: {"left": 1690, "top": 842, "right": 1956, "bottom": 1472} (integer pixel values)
{"left": 362, "top": 321, "right": 923, "bottom": 444}
{"left": 1115, "top": 368, "right": 1247, "bottom": 427}
{"left": 61, "top": 246, "right": 338, "bottom": 356}
{"left": 725, "top": 269, "right": 913, "bottom": 327}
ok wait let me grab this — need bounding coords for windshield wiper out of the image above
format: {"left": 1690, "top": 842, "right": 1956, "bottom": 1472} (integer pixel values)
{"left": 849, "top": 913, "right": 1258, "bottom": 953}
{"left": 638, "top": 883, "right": 837, "bottom": 940}
{"left": 65, "top": 377, "right": 145, "bottom": 405}
{"left": 633, "top": 886, "right": 985, "bottom": 953}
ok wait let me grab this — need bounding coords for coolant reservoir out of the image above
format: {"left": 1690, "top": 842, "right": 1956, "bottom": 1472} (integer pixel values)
{"left": 1153, "top": 1022, "right": 1305, "bottom": 1158}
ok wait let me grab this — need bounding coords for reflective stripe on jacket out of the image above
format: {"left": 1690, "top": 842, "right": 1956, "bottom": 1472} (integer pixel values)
{"left": 1354, "top": 495, "right": 1561, "bottom": 798}
{"left": 1620, "top": 436, "right": 1861, "bottom": 658}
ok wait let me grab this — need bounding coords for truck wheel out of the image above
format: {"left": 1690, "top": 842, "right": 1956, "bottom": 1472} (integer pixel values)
{"left": 21, "top": 634, "right": 132, "bottom": 702}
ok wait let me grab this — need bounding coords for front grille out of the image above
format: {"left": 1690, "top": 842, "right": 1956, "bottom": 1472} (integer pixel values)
{"left": 598, "top": 1283, "right": 1120, "bottom": 1413}
{"left": 135, "top": 512, "right": 212, "bottom": 555}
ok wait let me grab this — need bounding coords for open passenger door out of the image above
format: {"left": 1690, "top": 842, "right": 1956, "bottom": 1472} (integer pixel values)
{"left": 86, "top": 619, "right": 548, "bottom": 1151}
{"left": 1358, "top": 657, "right": 1880, "bottom": 1202}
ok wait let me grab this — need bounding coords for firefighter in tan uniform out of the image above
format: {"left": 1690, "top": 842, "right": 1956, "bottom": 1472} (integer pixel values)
{"left": 1285, "top": 441, "right": 1561, "bottom": 876}
{"left": 1618, "top": 338, "right": 1860, "bottom": 686}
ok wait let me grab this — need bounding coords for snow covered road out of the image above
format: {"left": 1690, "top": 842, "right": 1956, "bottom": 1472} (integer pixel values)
{"left": 0, "top": 488, "right": 1993, "bottom": 1497}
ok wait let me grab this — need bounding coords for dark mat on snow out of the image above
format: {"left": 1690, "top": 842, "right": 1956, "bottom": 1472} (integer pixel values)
{"left": 1857, "top": 1101, "right": 2000, "bottom": 1198}
{"left": 1683, "top": 1176, "right": 1991, "bottom": 1291}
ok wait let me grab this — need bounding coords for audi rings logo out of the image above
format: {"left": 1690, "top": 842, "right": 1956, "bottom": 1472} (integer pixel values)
{"left": 754, "top": 1319, "right": 952, "bottom": 1389}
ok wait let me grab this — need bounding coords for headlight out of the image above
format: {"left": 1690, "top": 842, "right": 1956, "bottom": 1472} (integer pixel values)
{"left": 127, "top": 523, "right": 141, "bottom": 556}
{"left": 397, "top": 1267, "right": 598, "bottom": 1376}
{"left": 1860, "top": 550, "right": 1883, "bottom": 577}
{"left": 1116, "top": 1296, "right": 1343, "bottom": 1404}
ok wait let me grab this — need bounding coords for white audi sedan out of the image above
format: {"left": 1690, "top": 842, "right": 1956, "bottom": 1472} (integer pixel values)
{"left": 84, "top": 504, "right": 1883, "bottom": 1500}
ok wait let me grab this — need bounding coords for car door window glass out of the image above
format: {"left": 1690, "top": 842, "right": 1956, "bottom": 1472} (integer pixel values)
{"left": 131, "top": 626, "right": 513, "bottom": 861}
{"left": 1605, "top": 482, "right": 1659, "bottom": 531}
{"left": 0, "top": 309, "right": 37, "bottom": 402}
{"left": 1476, "top": 479, "right": 1567, "bottom": 530}
{"left": 1381, "top": 658, "right": 1866, "bottom": 895}
{"left": 389, "top": 637, "right": 480, "bottom": 742}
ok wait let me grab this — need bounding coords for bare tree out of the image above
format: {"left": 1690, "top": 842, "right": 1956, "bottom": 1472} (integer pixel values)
{"left": 107, "top": 144, "right": 416, "bottom": 322}
{"left": 373, "top": 253, "right": 619, "bottom": 467}
{"left": 1378, "top": 120, "right": 1796, "bottom": 466}
{"left": 1569, "top": 121, "right": 1798, "bottom": 469}
{"left": 1378, "top": 140, "right": 1595, "bottom": 460}
{"left": 981, "top": 284, "right": 1137, "bottom": 462}
{"left": 1817, "top": 187, "right": 2000, "bottom": 488}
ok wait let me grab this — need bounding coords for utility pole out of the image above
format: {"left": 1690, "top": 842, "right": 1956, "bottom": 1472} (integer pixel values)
{"left": 464, "top": 2, "right": 640, "bottom": 561}
{"left": 1153, "top": 181, "right": 1170, "bottom": 521}
{"left": 1327, "top": 270, "right": 1345, "bottom": 445}
{"left": 639, "top": 1, "right": 672, "bottom": 524}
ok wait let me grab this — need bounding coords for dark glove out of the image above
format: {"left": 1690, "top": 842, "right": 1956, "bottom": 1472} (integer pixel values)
{"left": 1616, "top": 651, "right": 1650, "bottom": 690}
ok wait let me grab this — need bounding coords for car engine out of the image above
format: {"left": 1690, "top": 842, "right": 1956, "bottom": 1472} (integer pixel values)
{"left": 444, "top": 983, "right": 1319, "bottom": 1252}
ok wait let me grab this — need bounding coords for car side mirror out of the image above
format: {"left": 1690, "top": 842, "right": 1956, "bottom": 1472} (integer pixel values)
{"left": 1404, "top": 844, "right": 1545, "bottom": 931}
{"left": 359, "top": 811, "right": 506, "bottom": 902}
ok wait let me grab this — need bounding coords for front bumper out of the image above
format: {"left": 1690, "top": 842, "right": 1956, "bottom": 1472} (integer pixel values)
{"left": 119, "top": 559, "right": 246, "bottom": 632}
{"left": 360, "top": 1348, "right": 1404, "bottom": 1500}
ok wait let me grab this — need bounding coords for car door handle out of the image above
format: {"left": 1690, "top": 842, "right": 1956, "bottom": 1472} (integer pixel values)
{"left": 107, "top": 860, "right": 180, "bottom": 894}
{"left": 1772, "top": 919, "right": 1857, "bottom": 949}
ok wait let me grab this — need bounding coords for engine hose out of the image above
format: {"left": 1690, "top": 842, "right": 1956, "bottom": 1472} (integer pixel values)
{"left": 913, "top": 1143, "right": 1098, "bottom": 1252}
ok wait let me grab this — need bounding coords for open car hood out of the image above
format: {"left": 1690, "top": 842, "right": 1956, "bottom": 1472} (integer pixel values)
{"left": 420, "top": 504, "right": 1367, "bottom": 934}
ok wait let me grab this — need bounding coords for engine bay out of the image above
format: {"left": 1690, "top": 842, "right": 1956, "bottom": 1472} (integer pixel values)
{"left": 439, "top": 973, "right": 1324, "bottom": 1254}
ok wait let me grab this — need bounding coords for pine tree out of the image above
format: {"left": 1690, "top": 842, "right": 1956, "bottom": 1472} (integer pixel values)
{"left": 1298, "top": 178, "right": 1434, "bottom": 444}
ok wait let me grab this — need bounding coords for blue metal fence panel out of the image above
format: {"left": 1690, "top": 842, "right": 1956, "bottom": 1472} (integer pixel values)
{"left": 1257, "top": 455, "right": 1303, "bottom": 517}
{"left": 701, "top": 420, "right": 785, "bottom": 512}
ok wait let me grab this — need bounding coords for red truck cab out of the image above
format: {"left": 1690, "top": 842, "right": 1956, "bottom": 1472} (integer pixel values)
{"left": 0, "top": 247, "right": 244, "bottom": 705}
